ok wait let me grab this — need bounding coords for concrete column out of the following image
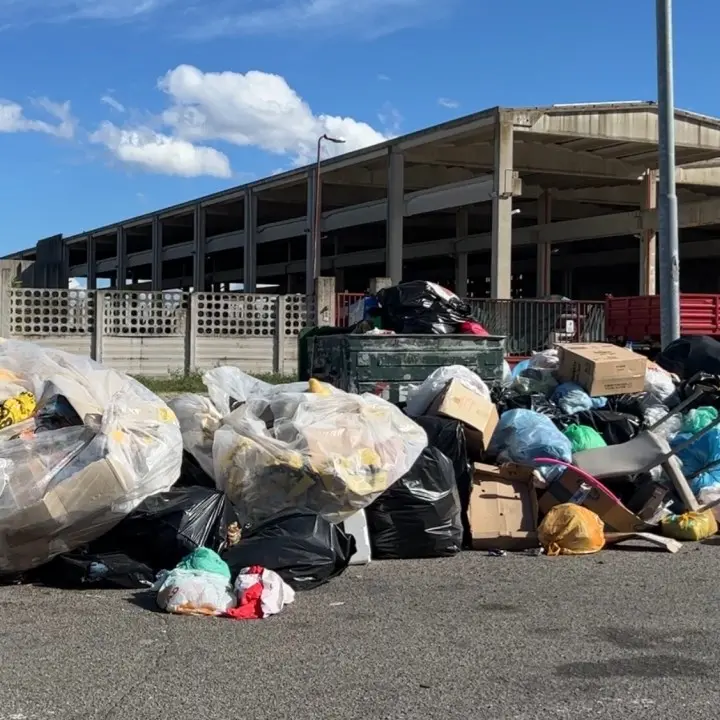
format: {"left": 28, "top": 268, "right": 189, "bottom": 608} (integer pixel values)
{"left": 491, "top": 119, "right": 514, "bottom": 299}
{"left": 332, "top": 237, "right": 345, "bottom": 291}
{"left": 115, "top": 226, "right": 126, "bottom": 290}
{"left": 315, "top": 276, "right": 336, "bottom": 326}
{"left": 86, "top": 234, "right": 97, "bottom": 290}
{"left": 243, "top": 191, "right": 257, "bottom": 293}
{"left": 193, "top": 204, "right": 206, "bottom": 292}
{"left": 386, "top": 148, "right": 404, "bottom": 284}
{"left": 369, "top": 277, "right": 392, "bottom": 294}
{"left": 151, "top": 216, "right": 163, "bottom": 291}
{"left": 536, "top": 190, "right": 552, "bottom": 297}
{"left": 454, "top": 208, "right": 469, "bottom": 297}
{"left": 305, "top": 168, "right": 317, "bottom": 296}
{"left": 640, "top": 170, "right": 658, "bottom": 295}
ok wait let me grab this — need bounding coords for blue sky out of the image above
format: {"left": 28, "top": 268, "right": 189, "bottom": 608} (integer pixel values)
{"left": 0, "top": 0, "right": 715, "bottom": 254}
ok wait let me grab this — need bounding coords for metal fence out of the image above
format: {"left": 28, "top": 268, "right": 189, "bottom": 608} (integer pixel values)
{"left": 336, "top": 292, "right": 364, "bottom": 327}
{"left": 468, "top": 299, "right": 606, "bottom": 356}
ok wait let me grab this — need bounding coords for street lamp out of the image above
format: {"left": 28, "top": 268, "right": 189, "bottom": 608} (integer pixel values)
{"left": 656, "top": 0, "right": 680, "bottom": 347}
{"left": 312, "top": 133, "right": 346, "bottom": 284}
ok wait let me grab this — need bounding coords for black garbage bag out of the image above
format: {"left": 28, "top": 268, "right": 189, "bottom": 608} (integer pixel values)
{"left": 30, "top": 552, "right": 156, "bottom": 590}
{"left": 222, "top": 509, "right": 355, "bottom": 591}
{"left": 413, "top": 415, "right": 472, "bottom": 546}
{"left": 33, "top": 487, "right": 239, "bottom": 589}
{"left": 670, "top": 372, "right": 720, "bottom": 410}
{"left": 175, "top": 450, "right": 216, "bottom": 488}
{"left": 571, "top": 409, "right": 641, "bottom": 445}
{"left": 376, "top": 281, "right": 472, "bottom": 334}
{"left": 607, "top": 391, "right": 666, "bottom": 419}
{"left": 656, "top": 336, "right": 720, "bottom": 380}
{"left": 492, "top": 388, "right": 564, "bottom": 419}
{"left": 366, "top": 447, "right": 463, "bottom": 559}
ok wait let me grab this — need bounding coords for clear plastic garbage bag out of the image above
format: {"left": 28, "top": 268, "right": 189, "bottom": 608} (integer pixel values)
{"left": 405, "top": 365, "right": 491, "bottom": 417}
{"left": 0, "top": 339, "right": 183, "bottom": 575}
{"left": 172, "top": 367, "right": 428, "bottom": 525}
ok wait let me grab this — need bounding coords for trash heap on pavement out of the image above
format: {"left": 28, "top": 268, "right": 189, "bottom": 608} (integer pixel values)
{"left": 6, "top": 283, "right": 720, "bottom": 620}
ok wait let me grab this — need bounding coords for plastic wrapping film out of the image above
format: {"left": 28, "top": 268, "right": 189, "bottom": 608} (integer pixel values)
{"left": 405, "top": 365, "right": 491, "bottom": 417}
{"left": 0, "top": 339, "right": 183, "bottom": 574}
{"left": 172, "top": 366, "right": 428, "bottom": 525}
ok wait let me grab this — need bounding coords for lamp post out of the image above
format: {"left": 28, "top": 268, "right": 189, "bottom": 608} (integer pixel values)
{"left": 656, "top": 0, "right": 680, "bottom": 347}
{"left": 312, "top": 133, "right": 346, "bottom": 284}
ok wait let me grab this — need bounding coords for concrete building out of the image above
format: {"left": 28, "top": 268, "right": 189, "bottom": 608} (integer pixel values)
{"left": 8, "top": 102, "right": 720, "bottom": 299}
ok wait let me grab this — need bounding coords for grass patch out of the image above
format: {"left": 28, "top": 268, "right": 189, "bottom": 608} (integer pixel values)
{"left": 136, "top": 371, "right": 298, "bottom": 394}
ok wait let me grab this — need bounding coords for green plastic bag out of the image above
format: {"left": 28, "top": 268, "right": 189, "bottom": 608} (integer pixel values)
{"left": 682, "top": 406, "right": 718, "bottom": 434}
{"left": 175, "top": 547, "right": 231, "bottom": 580}
{"left": 563, "top": 424, "right": 607, "bottom": 453}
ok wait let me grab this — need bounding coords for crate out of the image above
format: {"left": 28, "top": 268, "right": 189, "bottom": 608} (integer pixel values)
{"left": 305, "top": 333, "right": 506, "bottom": 404}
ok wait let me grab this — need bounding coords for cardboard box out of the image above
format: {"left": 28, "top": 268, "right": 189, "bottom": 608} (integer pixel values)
{"left": 429, "top": 379, "right": 499, "bottom": 459}
{"left": 557, "top": 343, "right": 647, "bottom": 397}
{"left": 538, "top": 468, "right": 648, "bottom": 533}
{"left": 469, "top": 463, "right": 540, "bottom": 550}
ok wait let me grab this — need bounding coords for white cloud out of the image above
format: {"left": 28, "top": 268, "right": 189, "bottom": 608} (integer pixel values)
{"left": 377, "top": 102, "right": 403, "bottom": 136}
{"left": 0, "top": 0, "right": 167, "bottom": 24}
{"left": 157, "top": 64, "right": 388, "bottom": 165}
{"left": 438, "top": 97, "right": 460, "bottom": 109}
{"left": 185, "top": 0, "right": 445, "bottom": 39}
{"left": 101, "top": 95, "right": 125, "bottom": 113}
{"left": 0, "top": 97, "right": 76, "bottom": 138}
{"left": 377, "top": 73, "right": 391, "bottom": 82}
{"left": 89, "top": 121, "right": 232, "bottom": 178}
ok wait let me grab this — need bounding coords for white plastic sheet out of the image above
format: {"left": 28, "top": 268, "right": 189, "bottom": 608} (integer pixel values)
{"left": 405, "top": 365, "right": 491, "bottom": 417}
{"left": 172, "top": 367, "right": 427, "bottom": 525}
{"left": 0, "top": 339, "right": 183, "bottom": 574}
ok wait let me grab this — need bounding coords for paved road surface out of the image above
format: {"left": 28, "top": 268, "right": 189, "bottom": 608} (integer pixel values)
{"left": 2, "top": 542, "right": 719, "bottom": 720}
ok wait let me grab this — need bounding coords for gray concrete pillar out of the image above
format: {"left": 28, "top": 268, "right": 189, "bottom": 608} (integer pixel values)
{"left": 640, "top": 170, "right": 657, "bottom": 295}
{"left": 243, "top": 191, "right": 257, "bottom": 293}
{"left": 491, "top": 119, "right": 514, "bottom": 299}
{"left": 386, "top": 148, "right": 404, "bottom": 284}
{"left": 454, "top": 208, "right": 469, "bottom": 297}
{"left": 536, "top": 190, "right": 552, "bottom": 297}
{"left": 86, "top": 234, "right": 97, "bottom": 290}
{"left": 151, "top": 216, "right": 163, "bottom": 291}
{"left": 315, "top": 276, "right": 336, "bottom": 326}
{"left": 305, "top": 168, "right": 317, "bottom": 296}
{"left": 193, "top": 204, "right": 206, "bottom": 292}
{"left": 115, "top": 226, "right": 126, "bottom": 290}
{"left": 369, "top": 277, "right": 392, "bottom": 294}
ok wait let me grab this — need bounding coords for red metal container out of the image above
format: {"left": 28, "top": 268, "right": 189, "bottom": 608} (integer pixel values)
{"left": 606, "top": 294, "right": 720, "bottom": 342}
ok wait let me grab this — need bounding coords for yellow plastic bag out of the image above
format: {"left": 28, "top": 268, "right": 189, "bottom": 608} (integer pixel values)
{"left": 539, "top": 503, "right": 605, "bottom": 556}
{"left": 661, "top": 510, "right": 718, "bottom": 541}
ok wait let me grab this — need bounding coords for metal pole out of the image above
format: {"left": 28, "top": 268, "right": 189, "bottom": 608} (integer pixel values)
{"left": 656, "top": 0, "right": 680, "bottom": 347}
{"left": 312, "top": 136, "right": 323, "bottom": 284}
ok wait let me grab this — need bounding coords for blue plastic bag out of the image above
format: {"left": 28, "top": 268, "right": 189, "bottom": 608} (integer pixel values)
{"left": 672, "top": 428, "right": 720, "bottom": 496}
{"left": 511, "top": 359, "right": 531, "bottom": 378}
{"left": 488, "top": 409, "right": 572, "bottom": 473}
{"left": 551, "top": 382, "right": 607, "bottom": 415}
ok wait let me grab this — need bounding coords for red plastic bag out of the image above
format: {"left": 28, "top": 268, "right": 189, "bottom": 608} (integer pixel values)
{"left": 459, "top": 321, "right": 489, "bottom": 336}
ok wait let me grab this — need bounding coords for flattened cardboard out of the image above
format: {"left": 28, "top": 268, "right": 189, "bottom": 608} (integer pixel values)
{"left": 558, "top": 343, "right": 647, "bottom": 397}
{"left": 429, "top": 380, "right": 499, "bottom": 459}
{"left": 470, "top": 463, "right": 540, "bottom": 550}
{"left": 539, "top": 469, "right": 648, "bottom": 533}
{"left": 604, "top": 532, "right": 682, "bottom": 554}
{"left": 2, "top": 457, "right": 129, "bottom": 548}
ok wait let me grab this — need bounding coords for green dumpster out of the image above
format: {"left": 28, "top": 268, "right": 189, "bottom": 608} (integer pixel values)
{"left": 303, "top": 333, "right": 506, "bottom": 404}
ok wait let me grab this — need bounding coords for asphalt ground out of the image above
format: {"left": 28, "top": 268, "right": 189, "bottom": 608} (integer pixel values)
{"left": 2, "top": 541, "right": 719, "bottom": 720}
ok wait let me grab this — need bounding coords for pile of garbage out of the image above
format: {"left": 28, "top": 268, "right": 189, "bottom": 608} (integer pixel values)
{"left": 7, "top": 317, "right": 720, "bottom": 620}
{"left": 349, "top": 280, "right": 489, "bottom": 335}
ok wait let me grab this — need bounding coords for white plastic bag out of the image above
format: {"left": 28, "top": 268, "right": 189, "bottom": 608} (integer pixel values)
{"left": 154, "top": 568, "right": 236, "bottom": 616}
{"left": 645, "top": 366, "right": 676, "bottom": 401}
{"left": 528, "top": 348, "right": 560, "bottom": 370}
{"left": 0, "top": 339, "right": 183, "bottom": 574}
{"left": 405, "top": 365, "right": 491, "bottom": 417}
{"left": 232, "top": 566, "right": 295, "bottom": 619}
{"left": 214, "top": 388, "right": 427, "bottom": 524}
